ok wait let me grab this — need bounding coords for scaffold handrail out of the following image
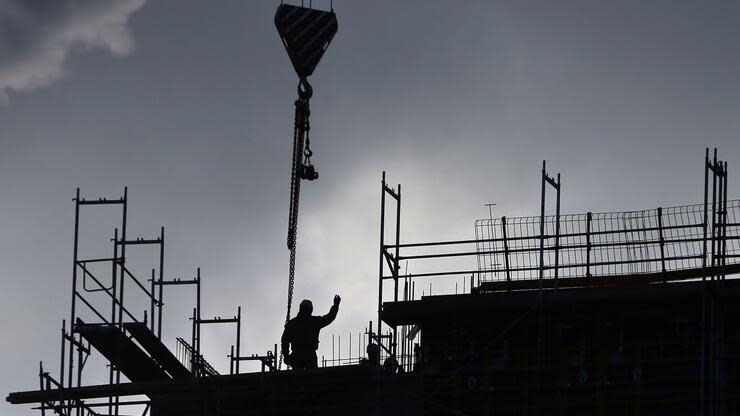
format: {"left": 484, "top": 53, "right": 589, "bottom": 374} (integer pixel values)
{"left": 381, "top": 200, "right": 740, "bottom": 284}
{"left": 175, "top": 337, "right": 219, "bottom": 377}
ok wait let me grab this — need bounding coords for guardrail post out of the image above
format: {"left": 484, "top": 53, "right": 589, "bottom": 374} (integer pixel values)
{"left": 230, "top": 345, "right": 234, "bottom": 375}
{"left": 554, "top": 173, "right": 561, "bottom": 290}
{"left": 586, "top": 212, "right": 592, "bottom": 277}
{"left": 539, "top": 161, "right": 546, "bottom": 298}
{"left": 657, "top": 207, "right": 666, "bottom": 279}
{"left": 191, "top": 308, "right": 197, "bottom": 377}
{"left": 502, "top": 216, "right": 511, "bottom": 284}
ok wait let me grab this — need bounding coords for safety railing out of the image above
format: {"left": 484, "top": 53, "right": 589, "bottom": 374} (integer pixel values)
{"left": 472, "top": 201, "right": 740, "bottom": 283}
{"left": 379, "top": 201, "right": 740, "bottom": 292}
{"left": 175, "top": 337, "right": 219, "bottom": 377}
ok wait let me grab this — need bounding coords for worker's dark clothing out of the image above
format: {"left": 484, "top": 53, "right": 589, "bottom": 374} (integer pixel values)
{"left": 286, "top": 350, "right": 318, "bottom": 370}
{"left": 281, "top": 303, "right": 339, "bottom": 369}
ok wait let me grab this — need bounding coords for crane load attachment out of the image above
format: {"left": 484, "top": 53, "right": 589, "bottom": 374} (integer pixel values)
{"left": 274, "top": 2, "right": 338, "bottom": 369}
{"left": 275, "top": 4, "right": 338, "bottom": 79}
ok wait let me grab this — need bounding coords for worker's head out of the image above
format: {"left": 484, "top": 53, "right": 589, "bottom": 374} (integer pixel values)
{"left": 366, "top": 342, "right": 380, "bottom": 364}
{"left": 298, "top": 299, "right": 313, "bottom": 316}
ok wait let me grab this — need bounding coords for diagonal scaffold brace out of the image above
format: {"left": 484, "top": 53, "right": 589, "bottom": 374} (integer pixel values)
{"left": 275, "top": 2, "right": 338, "bottom": 369}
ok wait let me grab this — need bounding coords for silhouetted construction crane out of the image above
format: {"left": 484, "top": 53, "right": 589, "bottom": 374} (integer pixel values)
{"left": 274, "top": 2, "right": 338, "bottom": 368}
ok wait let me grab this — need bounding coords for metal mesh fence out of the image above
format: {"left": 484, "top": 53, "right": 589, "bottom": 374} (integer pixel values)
{"left": 473, "top": 201, "right": 740, "bottom": 283}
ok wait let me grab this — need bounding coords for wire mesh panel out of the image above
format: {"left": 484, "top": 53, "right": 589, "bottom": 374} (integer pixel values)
{"left": 472, "top": 201, "right": 740, "bottom": 283}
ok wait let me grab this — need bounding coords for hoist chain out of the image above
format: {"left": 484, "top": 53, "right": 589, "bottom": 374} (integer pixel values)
{"left": 280, "top": 78, "right": 312, "bottom": 370}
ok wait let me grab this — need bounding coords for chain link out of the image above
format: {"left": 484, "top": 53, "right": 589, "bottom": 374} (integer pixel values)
{"left": 279, "top": 81, "right": 311, "bottom": 370}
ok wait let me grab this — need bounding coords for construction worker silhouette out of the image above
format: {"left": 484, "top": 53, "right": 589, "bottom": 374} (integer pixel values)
{"left": 361, "top": 342, "right": 380, "bottom": 367}
{"left": 282, "top": 295, "right": 340, "bottom": 369}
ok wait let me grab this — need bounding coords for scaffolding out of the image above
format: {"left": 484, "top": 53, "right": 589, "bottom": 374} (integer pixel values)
{"left": 8, "top": 150, "right": 739, "bottom": 416}
{"left": 33, "top": 187, "right": 270, "bottom": 416}
{"left": 378, "top": 149, "right": 737, "bottom": 295}
{"left": 374, "top": 148, "right": 738, "bottom": 415}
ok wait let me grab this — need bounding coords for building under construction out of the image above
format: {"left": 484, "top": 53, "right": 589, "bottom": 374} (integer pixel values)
{"left": 6, "top": 3, "right": 740, "bottom": 416}
{"left": 6, "top": 147, "right": 740, "bottom": 415}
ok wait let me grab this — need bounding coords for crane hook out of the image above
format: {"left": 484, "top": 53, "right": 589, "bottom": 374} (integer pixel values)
{"left": 298, "top": 77, "right": 313, "bottom": 100}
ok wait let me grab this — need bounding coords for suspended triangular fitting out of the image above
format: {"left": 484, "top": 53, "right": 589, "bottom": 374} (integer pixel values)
{"left": 275, "top": 3, "right": 338, "bottom": 78}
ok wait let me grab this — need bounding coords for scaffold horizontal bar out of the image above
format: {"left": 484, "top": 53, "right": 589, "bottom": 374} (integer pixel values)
{"left": 153, "top": 279, "right": 198, "bottom": 286}
{"left": 116, "top": 238, "right": 162, "bottom": 246}
{"left": 196, "top": 318, "right": 238, "bottom": 324}
{"left": 63, "top": 333, "right": 90, "bottom": 354}
{"left": 397, "top": 237, "right": 735, "bottom": 261}
{"left": 478, "top": 263, "right": 740, "bottom": 292}
{"left": 388, "top": 223, "right": 714, "bottom": 250}
{"left": 77, "top": 258, "right": 118, "bottom": 264}
{"left": 384, "top": 254, "right": 705, "bottom": 280}
{"left": 76, "top": 199, "right": 125, "bottom": 206}
{"left": 34, "top": 399, "right": 151, "bottom": 409}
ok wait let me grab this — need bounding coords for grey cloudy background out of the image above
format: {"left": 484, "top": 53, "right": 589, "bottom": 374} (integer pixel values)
{"left": 1, "top": 1, "right": 739, "bottom": 414}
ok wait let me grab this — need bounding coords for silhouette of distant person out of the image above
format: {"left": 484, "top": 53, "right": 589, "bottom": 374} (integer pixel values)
{"left": 383, "top": 355, "right": 399, "bottom": 374}
{"left": 282, "top": 295, "right": 340, "bottom": 370}
{"left": 413, "top": 343, "right": 422, "bottom": 372}
{"left": 361, "top": 342, "right": 380, "bottom": 367}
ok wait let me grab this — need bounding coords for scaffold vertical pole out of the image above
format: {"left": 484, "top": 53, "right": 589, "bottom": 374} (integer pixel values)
{"left": 700, "top": 148, "right": 709, "bottom": 416}
{"left": 59, "top": 321, "right": 66, "bottom": 392}
{"left": 586, "top": 212, "right": 592, "bottom": 277}
{"left": 393, "top": 184, "right": 401, "bottom": 359}
{"left": 109, "top": 228, "right": 118, "bottom": 416}
{"left": 554, "top": 173, "right": 561, "bottom": 290}
{"left": 157, "top": 227, "right": 165, "bottom": 340}
{"left": 68, "top": 188, "right": 80, "bottom": 390}
{"left": 236, "top": 306, "right": 242, "bottom": 374}
{"left": 38, "top": 362, "right": 46, "bottom": 416}
{"left": 539, "top": 161, "right": 546, "bottom": 299}
{"left": 377, "top": 172, "right": 386, "bottom": 349}
{"left": 191, "top": 308, "right": 196, "bottom": 376}
{"left": 658, "top": 207, "right": 666, "bottom": 276}
{"left": 722, "top": 162, "right": 729, "bottom": 275}
{"left": 501, "top": 217, "right": 511, "bottom": 284}
{"left": 196, "top": 268, "right": 202, "bottom": 368}
{"left": 150, "top": 269, "right": 155, "bottom": 332}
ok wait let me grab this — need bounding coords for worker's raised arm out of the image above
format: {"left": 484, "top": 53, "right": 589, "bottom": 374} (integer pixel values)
{"left": 319, "top": 294, "right": 341, "bottom": 328}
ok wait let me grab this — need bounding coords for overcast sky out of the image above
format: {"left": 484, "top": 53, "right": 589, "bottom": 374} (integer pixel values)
{"left": 2, "top": 1, "right": 739, "bottom": 414}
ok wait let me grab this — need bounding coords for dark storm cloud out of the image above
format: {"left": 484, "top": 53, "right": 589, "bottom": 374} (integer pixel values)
{"left": 0, "top": 0, "right": 145, "bottom": 100}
